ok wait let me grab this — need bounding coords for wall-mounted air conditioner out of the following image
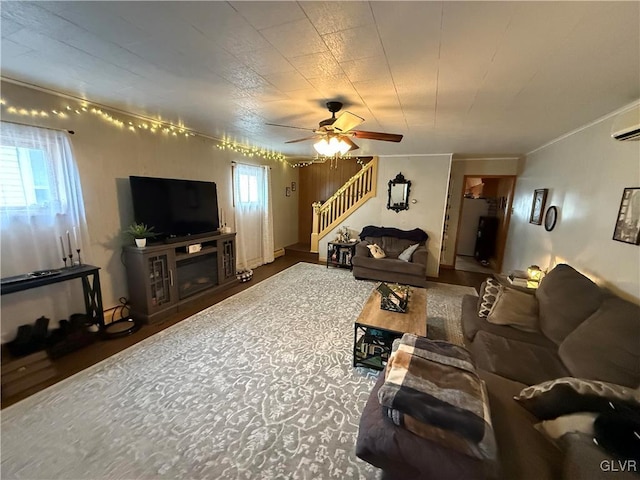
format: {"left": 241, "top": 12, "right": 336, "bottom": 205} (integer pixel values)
{"left": 611, "top": 105, "right": 640, "bottom": 141}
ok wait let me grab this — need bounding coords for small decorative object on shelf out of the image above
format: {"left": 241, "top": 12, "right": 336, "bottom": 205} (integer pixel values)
{"left": 124, "top": 222, "right": 156, "bottom": 248}
{"left": 377, "top": 282, "right": 410, "bottom": 313}
{"left": 59, "top": 236, "right": 68, "bottom": 267}
{"left": 335, "top": 226, "right": 350, "bottom": 243}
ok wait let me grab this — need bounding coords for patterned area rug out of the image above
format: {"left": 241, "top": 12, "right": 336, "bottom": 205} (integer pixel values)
{"left": 1, "top": 263, "right": 476, "bottom": 479}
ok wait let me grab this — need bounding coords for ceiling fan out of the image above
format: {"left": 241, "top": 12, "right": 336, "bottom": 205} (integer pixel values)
{"left": 266, "top": 101, "right": 403, "bottom": 155}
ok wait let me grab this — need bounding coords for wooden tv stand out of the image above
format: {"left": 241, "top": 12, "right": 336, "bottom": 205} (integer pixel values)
{"left": 123, "top": 232, "right": 237, "bottom": 324}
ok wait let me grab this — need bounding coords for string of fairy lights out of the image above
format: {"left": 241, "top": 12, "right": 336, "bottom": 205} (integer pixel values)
{"left": 216, "top": 138, "right": 285, "bottom": 163}
{"left": 0, "top": 97, "right": 289, "bottom": 165}
{"left": 287, "top": 154, "right": 371, "bottom": 168}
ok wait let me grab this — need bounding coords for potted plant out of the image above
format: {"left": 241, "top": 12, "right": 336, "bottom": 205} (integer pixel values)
{"left": 125, "top": 222, "right": 156, "bottom": 247}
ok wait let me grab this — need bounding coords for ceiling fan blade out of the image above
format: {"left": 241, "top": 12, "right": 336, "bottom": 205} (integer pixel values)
{"left": 341, "top": 136, "right": 360, "bottom": 151}
{"left": 285, "top": 136, "right": 317, "bottom": 144}
{"left": 332, "top": 111, "right": 364, "bottom": 133}
{"left": 352, "top": 130, "right": 403, "bottom": 142}
{"left": 266, "top": 122, "right": 315, "bottom": 132}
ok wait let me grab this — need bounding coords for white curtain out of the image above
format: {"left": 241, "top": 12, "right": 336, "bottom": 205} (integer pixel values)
{"left": 233, "top": 163, "right": 274, "bottom": 271}
{"left": 0, "top": 122, "right": 91, "bottom": 341}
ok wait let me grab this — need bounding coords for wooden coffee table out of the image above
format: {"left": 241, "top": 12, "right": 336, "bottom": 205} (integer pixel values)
{"left": 353, "top": 286, "right": 427, "bottom": 370}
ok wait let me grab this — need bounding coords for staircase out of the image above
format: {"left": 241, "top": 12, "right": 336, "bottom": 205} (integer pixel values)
{"left": 310, "top": 157, "right": 378, "bottom": 253}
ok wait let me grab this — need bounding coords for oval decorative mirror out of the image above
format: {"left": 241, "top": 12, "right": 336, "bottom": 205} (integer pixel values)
{"left": 387, "top": 172, "right": 411, "bottom": 212}
{"left": 544, "top": 206, "right": 558, "bottom": 231}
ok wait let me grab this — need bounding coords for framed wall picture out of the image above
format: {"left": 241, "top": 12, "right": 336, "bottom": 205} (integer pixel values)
{"left": 613, "top": 187, "right": 640, "bottom": 245}
{"left": 529, "top": 188, "right": 548, "bottom": 225}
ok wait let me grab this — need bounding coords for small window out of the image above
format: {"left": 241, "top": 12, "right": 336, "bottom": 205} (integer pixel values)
{"left": 238, "top": 173, "right": 259, "bottom": 204}
{"left": 0, "top": 145, "right": 54, "bottom": 209}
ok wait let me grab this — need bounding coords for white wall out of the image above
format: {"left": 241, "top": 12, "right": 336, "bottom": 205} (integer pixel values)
{"left": 319, "top": 155, "right": 452, "bottom": 278}
{"left": 503, "top": 105, "right": 640, "bottom": 302}
{"left": 0, "top": 81, "right": 298, "bottom": 341}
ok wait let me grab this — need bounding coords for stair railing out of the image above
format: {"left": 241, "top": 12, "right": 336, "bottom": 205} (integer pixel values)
{"left": 310, "top": 156, "right": 378, "bottom": 252}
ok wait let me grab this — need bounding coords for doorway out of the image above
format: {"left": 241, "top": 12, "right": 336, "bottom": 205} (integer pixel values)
{"left": 453, "top": 175, "right": 516, "bottom": 274}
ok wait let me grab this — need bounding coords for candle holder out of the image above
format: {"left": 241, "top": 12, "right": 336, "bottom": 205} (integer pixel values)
{"left": 69, "top": 252, "right": 74, "bottom": 267}
{"left": 62, "top": 256, "right": 68, "bottom": 268}
{"left": 76, "top": 249, "right": 82, "bottom": 266}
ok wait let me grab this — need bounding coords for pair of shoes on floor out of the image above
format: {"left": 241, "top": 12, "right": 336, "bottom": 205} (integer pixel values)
{"left": 7, "top": 316, "right": 49, "bottom": 357}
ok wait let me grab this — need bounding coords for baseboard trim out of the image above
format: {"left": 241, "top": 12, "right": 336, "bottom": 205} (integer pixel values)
{"left": 274, "top": 248, "right": 285, "bottom": 258}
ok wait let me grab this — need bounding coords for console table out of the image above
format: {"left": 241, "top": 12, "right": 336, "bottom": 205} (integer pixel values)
{"left": 0, "top": 265, "right": 105, "bottom": 328}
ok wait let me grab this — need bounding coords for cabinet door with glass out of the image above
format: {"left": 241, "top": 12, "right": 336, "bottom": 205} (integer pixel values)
{"left": 124, "top": 247, "right": 179, "bottom": 322}
{"left": 145, "top": 252, "right": 177, "bottom": 313}
{"left": 219, "top": 237, "right": 236, "bottom": 282}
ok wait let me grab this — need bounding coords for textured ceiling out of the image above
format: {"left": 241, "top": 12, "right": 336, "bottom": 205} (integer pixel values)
{"left": 1, "top": 1, "right": 639, "bottom": 159}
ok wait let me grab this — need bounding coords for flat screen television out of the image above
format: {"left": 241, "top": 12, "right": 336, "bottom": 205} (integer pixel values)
{"left": 129, "top": 176, "right": 220, "bottom": 242}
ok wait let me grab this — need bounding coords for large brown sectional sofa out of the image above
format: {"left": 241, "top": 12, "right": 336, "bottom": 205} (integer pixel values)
{"left": 356, "top": 264, "right": 640, "bottom": 479}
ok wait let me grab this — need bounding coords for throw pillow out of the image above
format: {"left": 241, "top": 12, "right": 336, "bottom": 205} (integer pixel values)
{"left": 514, "top": 377, "right": 640, "bottom": 420}
{"left": 476, "top": 278, "right": 501, "bottom": 318}
{"left": 486, "top": 287, "right": 539, "bottom": 332}
{"left": 367, "top": 243, "right": 386, "bottom": 259}
{"left": 398, "top": 243, "right": 419, "bottom": 262}
{"left": 534, "top": 412, "right": 597, "bottom": 441}
{"left": 593, "top": 411, "right": 640, "bottom": 463}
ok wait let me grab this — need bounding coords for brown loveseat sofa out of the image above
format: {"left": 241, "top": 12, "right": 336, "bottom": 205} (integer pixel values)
{"left": 351, "top": 226, "right": 429, "bottom": 287}
{"left": 356, "top": 264, "right": 640, "bottom": 479}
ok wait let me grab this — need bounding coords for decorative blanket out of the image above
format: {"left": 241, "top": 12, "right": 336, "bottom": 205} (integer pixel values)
{"left": 359, "top": 225, "right": 428, "bottom": 243}
{"left": 377, "top": 333, "right": 497, "bottom": 460}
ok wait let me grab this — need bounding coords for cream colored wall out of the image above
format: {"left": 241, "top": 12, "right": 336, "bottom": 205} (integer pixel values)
{"left": 0, "top": 81, "right": 298, "bottom": 341}
{"left": 319, "top": 155, "right": 452, "bottom": 278}
{"left": 441, "top": 158, "right": 521, "bottom": 266}
{"left": 503, "top": 105, "right": 640, "bottom": 302}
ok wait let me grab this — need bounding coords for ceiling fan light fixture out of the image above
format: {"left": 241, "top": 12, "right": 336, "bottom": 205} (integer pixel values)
{"left": 313, "top": 138, "right": 330, "bottom": 155}
{"left": 337, "top": 137, "right": 351, "bottom": 155}
{"left": 314, "top": 135, "right": 351, "bottom": 157}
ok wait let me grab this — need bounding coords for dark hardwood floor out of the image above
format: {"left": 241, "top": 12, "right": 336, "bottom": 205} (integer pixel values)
{"left": 1, "top": 255, "right": 485, "bottom": 408}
